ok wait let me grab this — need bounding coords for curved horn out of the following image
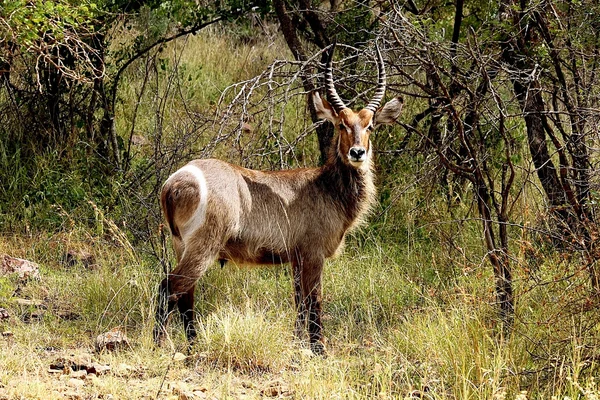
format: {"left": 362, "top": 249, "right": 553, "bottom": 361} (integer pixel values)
{"left": 325, "top": 43, "right": 347, "bottom": 114}
{"left": 364, "top": 42, "right": 386, "bottom": 113}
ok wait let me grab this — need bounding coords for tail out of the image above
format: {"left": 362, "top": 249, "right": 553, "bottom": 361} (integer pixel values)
{"left": 160, "top": 184, "right": 180, "bottom": 238}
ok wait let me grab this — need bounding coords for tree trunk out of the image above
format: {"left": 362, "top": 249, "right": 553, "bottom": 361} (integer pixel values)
{"left": 475, "top": 174, "right": 514, "bottom": 330}
{"left": 273, "top": 0, "right": 333, "bottom": 164}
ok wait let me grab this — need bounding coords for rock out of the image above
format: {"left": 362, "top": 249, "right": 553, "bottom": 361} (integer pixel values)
{"left": 0, "top": 255, "right": 40, "bottom": 280}
{"left": 131, "top": 135, "right": 149, "bottom": 146}
{"left": 15, "top": 298, "right": 45, "bottom": 307}
{"left": 88, "top": 363, "right": 111, "bottom": 375}
{"left": 261, "top": 380, "right": 291, "bottom": 397}
{"left": 62, "top": 390, "right": 83, "bottom": 400}
{"left": 112, "top": 363, "right": 137, "bottom": 377}
{"left": 95, "top": 327, "right": 129, "bottom": 352}
{"left": 64, "top": 249, "right": 96, "bottom": 269}
{"left": 70, "top": 370, "right": 87, "bottom": 379}
{"left": 172, "top": 382, "right": 194, "bottom": 400}
{"left": 16, "top": 297, "right": 47, "bottom": 323}
{"left": 48, "top": 360, "right": 69, "bottom": 374}
{"left": 49, "top": 353, "right": 110, "bottom": 376}
{"left": 241, "top": 122, "right": 253, "bottom": 133}
{"left": 173, "top": 352, "right": 187, "bottom": 362}
{"left": 67, "top": 378, "right": 85, "bottom": 388}
{"left": 1, "top": 331, "right": 13, "bottom": 337}
{"left": 0, "top": 308, "right": 9, "bottom": 321}
{"left": 57, "top": 310, "right": 81, "bottom": 321}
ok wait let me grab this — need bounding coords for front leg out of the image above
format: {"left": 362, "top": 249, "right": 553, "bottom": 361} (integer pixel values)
{"left": 291, "top": 257, "right": 307, "bottom": 340}
{"left": 300, "top": 253, "right": 325, "bottom": 355}
{"left": 177, "top": 285, "right": 197, "bottom": 343}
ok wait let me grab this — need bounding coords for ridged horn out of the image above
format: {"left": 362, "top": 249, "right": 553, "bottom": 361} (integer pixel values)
{"left": 364, "top": 42, "right": 386, "bottom": 113}
{"left": 325, "top": 43, "right": 347, "bottom": 114}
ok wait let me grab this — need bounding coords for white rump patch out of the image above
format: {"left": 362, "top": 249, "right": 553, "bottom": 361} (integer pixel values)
{"left": 172, "top": 164, "right": 209, "bottom": 241}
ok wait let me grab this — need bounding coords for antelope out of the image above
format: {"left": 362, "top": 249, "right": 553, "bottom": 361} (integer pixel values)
{"left": 154, "top": 44, "right": 403, "bottom": 355}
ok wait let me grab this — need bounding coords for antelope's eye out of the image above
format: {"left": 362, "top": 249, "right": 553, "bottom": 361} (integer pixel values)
{"left": 338, "top": 124, "right": 345, "bottom": 131}
{"left": 366, "top": 125, "right": 374, "bottom": 131}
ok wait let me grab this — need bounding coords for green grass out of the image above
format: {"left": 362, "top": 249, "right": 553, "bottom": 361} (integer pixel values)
{"left": 1, "top": 226, "right": 600, "bottom": 399}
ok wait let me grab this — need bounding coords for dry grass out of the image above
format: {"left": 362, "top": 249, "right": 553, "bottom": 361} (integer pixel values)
{"left": 1, "top": 229, "right": 600, "bottom": 399}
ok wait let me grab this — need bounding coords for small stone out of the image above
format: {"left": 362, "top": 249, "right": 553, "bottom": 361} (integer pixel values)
{"left": 261, "top": 380, "right": 290, "bottom": 397}
{"left": 70, "top": 370, "right": 87, "bottom": 379}
{"left": 14, "top": 298, "right": 45, "bottom": 307}
{"left": 57, "top": 311, "right": 81, "bottom": 321}
{"left": 67, "top": 378, "right": 85, "bottom": 388}
{"left": 95, "top": 327, "right": 129, "bottom": 352}
{"left": 131, "top": 135, "right": 149, "bottom": 146}
{"left": 172, "top": 382, "right": 194, "bottom": 400}
{"left": 173, "top": 352, "right": 186, "bottom": 362}
{"left": 64, "top": 249, "right": 96, "bottom": 269}
{"left": 87, "top": 363, "right": 111, "bottom": 375}
{"left": 70, "top": 353, "right": 92, "bottom": 368}
{"left": 242, "top": 122, "right": 253, "bottom": 133}
{"left": 0, "top": 255, "right": 40, "bottom": 280}
{"left": 113, "top": 363, "right": 135, "bottom": 377}
{"left": 1, "top": 331, "right": 13, "bottom": 337}
{"left": 49, "top": 360, "right": 66, "bottom": 371}
{"left": 299, "top": 348, "right": 314, "bottom": 357}
{"left": 0, "top": 308, "right": 9, "bottom": 321}
{"left": 63, "top": 390, "right": 83, "bottom": 399}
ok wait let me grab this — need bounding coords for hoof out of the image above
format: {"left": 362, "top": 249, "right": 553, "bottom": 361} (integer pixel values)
{"left": 310, "top": 341, "right": 326, "bottom": 357}
{"left": 153, "top": 326, "right": 166, "bottom": 346}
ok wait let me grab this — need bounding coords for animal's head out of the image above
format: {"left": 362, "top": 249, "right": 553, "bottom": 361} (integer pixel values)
{"left": 312, "top": 43, "right": 403, "bottom": 169}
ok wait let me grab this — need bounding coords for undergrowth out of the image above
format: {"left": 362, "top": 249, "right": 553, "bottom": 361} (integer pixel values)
{"left": 1, "top": 222, "right": 600, "bottom": 399}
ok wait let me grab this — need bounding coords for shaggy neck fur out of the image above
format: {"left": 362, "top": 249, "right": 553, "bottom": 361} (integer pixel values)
{"left": 318, "top": 136, "right": 376, "bottom": 229}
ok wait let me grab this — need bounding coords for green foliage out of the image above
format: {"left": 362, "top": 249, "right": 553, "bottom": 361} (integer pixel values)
{"left": 0, "top": 0, "right": 100, "bottom": 47}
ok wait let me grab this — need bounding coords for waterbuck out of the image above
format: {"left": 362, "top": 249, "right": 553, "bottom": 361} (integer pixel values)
{"left": 154, "top": 44, "right": 403, "bottom": 355}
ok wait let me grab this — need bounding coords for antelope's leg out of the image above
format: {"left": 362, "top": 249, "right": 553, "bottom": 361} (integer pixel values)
{"left": 153, "top": 246, "right": 214, "bottom": 344}
{"left": 291, "top": 256, "right": 307, "bottom": 339}
{"left": 300, "top": 254, "right": 325, "bottom": 355}
{"left": 177, "top": 285, "right": 197, "bottom": 342}
{"left": 153, "top": 277, "right": 176, "bottom": 344}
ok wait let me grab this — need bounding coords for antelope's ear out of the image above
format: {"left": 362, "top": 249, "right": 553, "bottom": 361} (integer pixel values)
{"left": 312, "top": 91, "right": 339, "bottom": 123}
{"left": 374, "top": 97, "right": 403, "bottom": 126}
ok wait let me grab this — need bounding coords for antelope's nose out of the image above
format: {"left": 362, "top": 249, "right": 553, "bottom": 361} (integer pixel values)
{"left": 349, "top": 147, "right": 366, "bottom": 162}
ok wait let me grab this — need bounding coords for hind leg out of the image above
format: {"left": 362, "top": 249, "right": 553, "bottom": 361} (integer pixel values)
{"left": 171, "top": 237, "right": 197, "bottom": 341}
{"left": 154, "top": 276, "right": 176, "bottom": 344}
{"left": 177, "top": 285, "right": 197, "bottom": 342}
{"left": 154, "top": 236, "right": 187, "bottom": 343}
{"left": 154, "top": 249, "right": 216, "bottom": 345}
